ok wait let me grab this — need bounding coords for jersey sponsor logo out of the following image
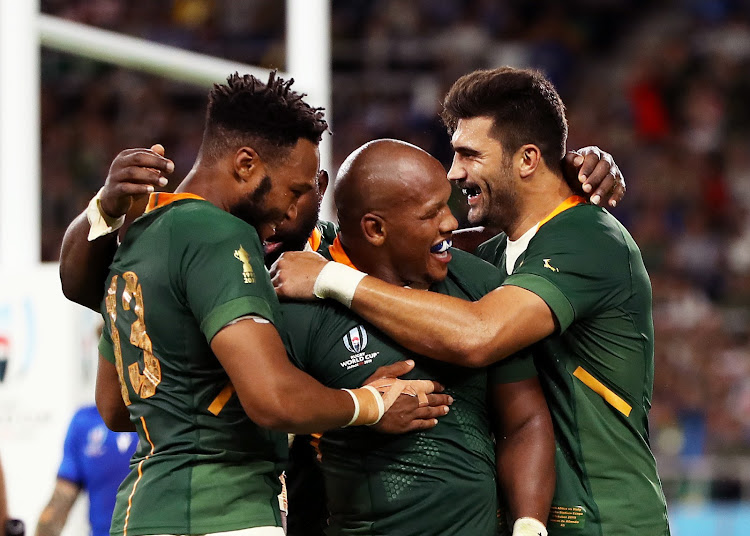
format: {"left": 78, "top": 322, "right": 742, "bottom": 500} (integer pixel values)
{"left": 233, "top": 245, "right": 256, "bottom": 283}
{"left": 340, "top": 351, "right": 380, "bottom": 370}
{"left": 343, "top": 326, "right": 368, "bottom": 353}
{"left": 543, "top": 258, "right": 559, "bottom": 272}
{"left": 341, "top": 326, "right": 379, "bottom": 370}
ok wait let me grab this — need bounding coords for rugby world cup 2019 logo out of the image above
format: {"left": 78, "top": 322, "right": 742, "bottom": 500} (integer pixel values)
{"left": 340, "top": 326, "right": 379, "bottom": 370}
{"left": 343, "top": 326, "right": 368, "bottom": 353}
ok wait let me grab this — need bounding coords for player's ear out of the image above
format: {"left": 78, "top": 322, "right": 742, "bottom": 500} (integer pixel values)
{"left": 518, "top": 144, "right": 541, "bottom": 179}
{"left": 317, "top": 170, "right": 330, "bottom": 200}
{"left": 361, "top": 213, "right": 385, "bottom": 246}
{"left": 234, "top": 146, "right": 266, "bottom": 185}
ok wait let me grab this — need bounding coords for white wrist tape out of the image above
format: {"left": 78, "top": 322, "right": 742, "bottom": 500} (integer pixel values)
{"left": 361, "top": 385, "right": 385, "bottom": 425}
{"left": 86, "top": 187, "right": 126, "bottom": 241}
{"left": 342, "top": 385, "right": 385, "bottom": 426}
{"left": 512, "top": 517, "right": 547, "bottom": 536}
{"left": 313, "top": 262, "right": 367, "bottom": 307}
{"left": 342, "top": 388, "right": 360, "bottom": 427}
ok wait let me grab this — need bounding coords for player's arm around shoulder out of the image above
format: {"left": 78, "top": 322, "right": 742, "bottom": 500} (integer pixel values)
{"left": 60, "top": 145, "right": 172, "bottom": 311}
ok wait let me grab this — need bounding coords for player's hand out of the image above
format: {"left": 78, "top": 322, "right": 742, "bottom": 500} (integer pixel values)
{"left": 364, "top": 360, "right": 453, "bottom": 434}
{"left": 271, "top": 251, "right": 329, "bottom": 300}
{"left": 562, "top": 146, "right": 625, "bottom": 207}
{"left": 99, "top": 144, "right": 175, "bottom": 218}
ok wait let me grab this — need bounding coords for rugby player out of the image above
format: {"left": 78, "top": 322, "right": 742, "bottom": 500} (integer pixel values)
{"left": 69, "top": 72, "right": 440, "bottom": 536}
{"left": 272, "top": 67, "right": 670, "bottom": 536}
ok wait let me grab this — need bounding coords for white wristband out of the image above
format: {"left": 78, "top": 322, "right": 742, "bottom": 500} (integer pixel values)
{"left": 86, "top": 187, "right": 126, "bottom": 241}
{"left": 342, "top": 388, "right": 360, "bottom": 427}
{"left": 313, "top": 262, "right": 367, "bottom": 308}
{"left": 361, "top": 384, "right": 385, "bottom": 425}
{"left": 512, "top": 517, "right": 547, "bottom": 536}
{"left": 341, "top": 385, "right": 385, "bottom": 427}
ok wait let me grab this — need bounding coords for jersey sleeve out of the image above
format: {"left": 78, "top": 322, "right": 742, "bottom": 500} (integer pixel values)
{"left": 98, "top": 327, "right": 115, "bottom": 364}
{"left": 489, "top": 350, "right": 537, "bottom": 384}
{"left": 173, "top": 211, "right": 279, "bottom": 344}
{"left": 503, "top": 214, "right": 631, "bottom": 332}
{"left": 474, "top": 233, "right": 506, "bottom": 267}
{"left": 56, "top": 411, "right": 84, "bottom": 486}
{"left": 280, "top": 302, "right": 315, "bottom": 372}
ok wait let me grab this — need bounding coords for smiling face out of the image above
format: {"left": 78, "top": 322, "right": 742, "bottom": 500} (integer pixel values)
{"left": 263, "top": 170, "right": 328, "bottom": 264}
{"left": 230, "top": 138, "right": 320, "bottom": 241}
{"left": 379, "top": 154, "right": 458, "bottom": 289}
{"left": 448, "top": 116, "right": 520, "bottom": 232}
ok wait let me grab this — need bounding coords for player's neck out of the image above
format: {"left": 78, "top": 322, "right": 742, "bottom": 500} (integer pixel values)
{"left": 505, "top": 173, "right": 573, "bottom": 240}
{"left": 174, "top": 167, "right": 229, "bottom": 211}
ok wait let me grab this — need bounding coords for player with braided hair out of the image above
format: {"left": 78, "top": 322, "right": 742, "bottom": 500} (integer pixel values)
{"left": 60, "top": 72, "right": 445, "bottom": 536}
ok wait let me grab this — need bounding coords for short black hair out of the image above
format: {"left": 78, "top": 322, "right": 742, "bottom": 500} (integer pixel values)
{"left": 441, "top": 67, "right": 567, "bottom": 164}
{"left": 201, "top": 71, "right": 328, "bottom": 164}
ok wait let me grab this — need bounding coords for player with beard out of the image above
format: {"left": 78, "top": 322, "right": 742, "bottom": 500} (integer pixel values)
{"left": 57, "top": 72, "right": 628, "bottom": 536}
{"left": 272, "top": 68, "right": 669, "bottom": 536}
{"left": 79, "top": 72, "right": 442, "bottom": 536}
{"left": 262, "top": 170, "right": 337, "bottom": 266}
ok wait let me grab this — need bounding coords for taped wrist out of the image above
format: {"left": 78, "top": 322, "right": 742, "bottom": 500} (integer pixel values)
{"left": 366, "top": 378, "right": 435, "bottom": 408}
{"left": 342, "top": 385, "right": 385, "bottom": 426}
{"left": 313, "top": 262, "right": 366, "bottom": 307}
{"left": 86, "top": 187, "right": 126, "bottom": 241}
{"left": 512, "top": 517, "right": 547, "bottom": 536}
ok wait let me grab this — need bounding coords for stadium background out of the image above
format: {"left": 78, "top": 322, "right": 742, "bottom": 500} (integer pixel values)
{"left": 1, "top": 0, "right": 749, "bottom": 534}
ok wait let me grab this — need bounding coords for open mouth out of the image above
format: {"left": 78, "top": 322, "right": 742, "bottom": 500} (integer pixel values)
{"left": 461, "top": 185, "right": 482, "bottom": 203}
{"left": 263, "top": 240, "right": 283, "bottom": 256}
{"left": 430, "top": 239, "right": 453, "bottom": 261}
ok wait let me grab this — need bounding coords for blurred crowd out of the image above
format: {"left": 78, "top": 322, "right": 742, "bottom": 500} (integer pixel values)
{"left": 40, "top": 0, "right": 750, "bottom": 493}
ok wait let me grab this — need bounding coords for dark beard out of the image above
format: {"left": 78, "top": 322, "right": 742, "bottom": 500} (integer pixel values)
{"left": 229, "top": 175, "right": 275, "bottom": 229}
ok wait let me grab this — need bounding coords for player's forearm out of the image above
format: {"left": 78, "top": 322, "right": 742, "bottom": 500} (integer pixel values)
{"left": 245, "top": 375, "right": 361, "bottom": 434}
{"left": 34, "top": 480, "right": 79, "bottom": 536}
{"left": 96, "top": 356, "right": 136, "bottom": 432}
{"left": 496, "top": 413, "right": 555, "bottom": 525}
{"left": 59, "top": 212, "right": 117, "bottom": 311}
{"left": 0, "top": 455, "right": 8, "bottom": 533}
{"left": 349, "top": 277, "right": 503, "bottom": 367}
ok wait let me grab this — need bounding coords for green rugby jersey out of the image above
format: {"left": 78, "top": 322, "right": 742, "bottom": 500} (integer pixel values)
{"left": 282, "top": 243, "right": 509, "bottom": 536}
{"left": 306, "top": 220, "right": 339, "bottom": 252}
{"left": 99, "top": 193, "right": 287, "bottom": 536}
{"left": 480, "top": 197, "right": 669, "bottom": 536}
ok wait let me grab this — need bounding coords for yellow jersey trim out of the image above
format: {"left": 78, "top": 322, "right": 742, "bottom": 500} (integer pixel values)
{"left": 537, "top": 195, "right": 587, "bottom": 229}
{"left": 145, "top": 192, "right": 205, "bottom": 213}
{"left": 123, "top": 416, "right": 156, "bottom": 536}
{"left": 328, "top": 236, "right": 357, "bottom": 269}
{"left": 208, "top": 382, "right": 236, "bottom": 416}
{"left": 307, "top": 227, "right": 323, "bottom": 252}
{"left": 573, "top": 366, "right": 632, "bottom": 417}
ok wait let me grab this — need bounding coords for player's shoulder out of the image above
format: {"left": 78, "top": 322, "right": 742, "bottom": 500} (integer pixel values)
{"left": 445, "top": 248, "right": 504, "bottom": 296}
{"left": 474, "top": 232, "right": 507, "bottom": 265}
{"left": 166, "top": 199, "right": 262, "bottom": 246}
{"left": 449, "top": 247, "right": 500, "bottom": 272}
{"left": 168, "top": 198, "right": 242, "bottom": 227}
{"left": 281, "top": 294, "right": 350, "bottom": 324}
{"left": 539, "top": 203, "right": 630, "bottom": 249}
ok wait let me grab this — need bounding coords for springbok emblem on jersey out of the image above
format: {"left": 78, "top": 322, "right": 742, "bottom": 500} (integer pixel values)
{"left": 343, "top": 326, "right": 368, "bottom": 353}
{"left": 543, "top": 258, "right": 559, "bottom": 272}
{"left": 234, "top": 246, "right": 255, "bottom": 283}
